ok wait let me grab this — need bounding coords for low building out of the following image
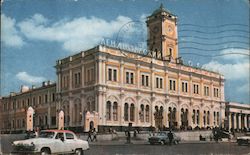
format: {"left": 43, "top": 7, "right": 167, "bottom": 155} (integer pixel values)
{"left": 0, "top": 82, "right": 56, "bottom": 133}
{"left": 225, "top": 102, "right": 250, "bottom": 131}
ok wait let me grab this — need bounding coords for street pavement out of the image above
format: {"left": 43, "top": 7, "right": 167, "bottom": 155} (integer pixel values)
{"left": 84, "top": 140, "right": 250, "bottom": 155}
{"left": 1, "top": 136, "right": 249, "bottom": 155}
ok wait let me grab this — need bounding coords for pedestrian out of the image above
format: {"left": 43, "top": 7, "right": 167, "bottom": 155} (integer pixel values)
{"left": 92, "top": 128, "right": 97, "bottom": 142}
{"left": 87, "top": 129, "right": 93, "bottom": 142}
{"left": 134, "top": 130, "right": 137, "bottom": 138}
{"left": 168, "top": 131, "right": 173, "bottom": 145}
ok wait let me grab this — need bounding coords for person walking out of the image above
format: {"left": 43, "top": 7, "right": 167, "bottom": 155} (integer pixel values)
{"left": 168, "top": 131, "right": 174, "bottom": 145}
{"left": 92, "top": 128, "right": 97, "bottom": 142}
{"left": 87, "top": 129, "right": 93, "bottom": 142}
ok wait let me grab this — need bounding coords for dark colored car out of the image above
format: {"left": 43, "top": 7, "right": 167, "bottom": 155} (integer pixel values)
{"left": 148, "top": 131, "right": 181, "bottom": 145}
{"left": 237, "top": 133, "right": 250, "bottom": 146}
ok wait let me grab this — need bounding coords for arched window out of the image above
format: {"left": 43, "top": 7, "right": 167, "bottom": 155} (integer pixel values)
{"left": 124, "top": 103, "right": 129, "bottom": 121}
{"left": 106, "top": 101, "right": 111, "bottom": 120}
{"left": 87, "top": 102, "right": 90, "bottom": 112}
{"left": 196, "top": 110, "right": 200, "bottom": 125}
{"left": 214, "top": 111, "right": 216, "bottom": 125}
{"left": 173, "top": 108, "right": 176, "bottom": 121}
{"left": 203, "top": 111, "right": 206, "bottom": 126}
{"left": 192, "top": 109, "right": 196, "bottom": 124}
{"left": 207, "top": 111, "right": 210, "bottom": 125}
{"left": 146, "top": 105, "right": 149, "bottom": 122}
{"left": 91, "top": 101, "right": 95, "bottom": 112}
{"left": 130, "top": 104, "right": 135, "bottom": 121}
{"left": 140, "top": 104, "right": 144, "bottom": 122}
{"left": 217, "top": 112, "right": 219, "bottom": 125}
{"left": 113, "top": 102, "right": 118, "bottom": 121}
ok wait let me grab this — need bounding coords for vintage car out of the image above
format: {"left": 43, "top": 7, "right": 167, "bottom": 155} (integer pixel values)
{"left": 12, "top": 130, "right": 89, "bottom": 155}
{"left": 237, "top": 133, "right": 250, "bottom": 146}
{"left": 148, "top": 131, "right": 181, "bottom": 145}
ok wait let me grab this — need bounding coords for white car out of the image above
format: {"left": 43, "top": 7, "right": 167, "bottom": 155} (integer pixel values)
{"left": 12, "top": 130, "right": 89, "bottom": 155}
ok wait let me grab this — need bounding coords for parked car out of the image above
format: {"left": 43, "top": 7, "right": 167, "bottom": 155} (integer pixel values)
{"left": 148, "top": 131, "right": 181, "bottom": 145}
{"left": 237, "top": 133, "right": 250, "bottom": 146}
{"left": 12, "top": 130, "right": 89, "bottom": 155}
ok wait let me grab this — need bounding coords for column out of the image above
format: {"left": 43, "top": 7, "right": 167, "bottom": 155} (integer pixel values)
{"left": 176, "top": 110, "right": 180, "bottom": 128}
{"left": 199, "top": 111, "right": 203, "bottom": 128}
{"left": 188, "top": 110, "right": 192, "bottom": 127}
{"left": 238, "top": 114, "right": 241, "bottom": 130}
{"left": 228, "top": 113, "right": 231, "bottom": 130}
{"left": 244, "top": 114, "right": 247, "bottom": 129}
{"left": 233, "top": 113, "right": 237, "bottom": 130}
{"left": 165, "top": 109, "right": 169, "bottom": 128}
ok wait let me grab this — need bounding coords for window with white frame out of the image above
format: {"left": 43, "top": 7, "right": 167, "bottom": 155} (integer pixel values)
{"left": 193, "top": 84, "right": 199, "bottom": 94}
{"left": 141, "top": 74, "right": 149, "bottom": 87}
{"left": 125, "top": 71, "right": 134, "bottom": 84}
{"left": 156, "top": 77, "right": 163, "bottom": 89}
{"left": 204, "top": 86, "right": 210, "bottom": 96}
{"left": 108, "top": 68, "right": 117, "bottom": 82}
{"left": 214, "top": 88, "right": 219, "bottom": 97}
{"left": 169, "top": 79, "right": 176, "bottom": 91}
{"left": 181, "top": 81, "right": 188, "bottom": 93}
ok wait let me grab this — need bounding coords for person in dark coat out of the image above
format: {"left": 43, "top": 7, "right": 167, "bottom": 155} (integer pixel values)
{"left": 92, "top": 128, "right": 97, "bottom": 142}
{"left": 87, "top": 129, "right": 93, "bottom": 142}
{"left": 168, "top": 131, "right": 174, "bottom": 145}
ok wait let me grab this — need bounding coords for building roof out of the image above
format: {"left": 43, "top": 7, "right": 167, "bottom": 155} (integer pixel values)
{"left": 150, "top": 3, "right": 176, "bottom": 17}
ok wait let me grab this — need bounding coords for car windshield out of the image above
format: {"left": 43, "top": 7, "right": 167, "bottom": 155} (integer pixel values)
{"left": 39, "top": 131, "right": 55, "bottom": 138}
{"left": 156, "top": 132, "right": 167, "bottom": 136}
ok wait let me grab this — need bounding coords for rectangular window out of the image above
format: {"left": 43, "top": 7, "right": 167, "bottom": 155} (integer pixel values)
{"left": 146, "top": 75, "right": 149, "bottom": 86}
{"left": 113, "top": 69, "right": 117, "bottom": 81}
{"left": 204, "top": 86, "right": 210, "bottom": 96}
{"left": 108, "top": 68, "right": 112, "bottom": 81}
{"left": 156, "top": 77, "right": 163, "bottom": 88}
{"left": 181, "top": 81, "right": 188, "bottom": 93}
{"left": 126, "top": 71, "right": 134, "bottom": 84}
{"left": 169, "top": 79, "right": 176, "bottom": 91}
{"left": 160, "top": 78, "right": 163, "bottom": 88}
{"left": 193, "top": 84, "right": 199, "bottom": 94}
{"left": 142, "top": 75, "right": 145, "bottom": 86}
{"left": 141, "top": 74, "right": 149, "bottom": 87}
{"left": 126, "top": 72, "right": 130, "bottom": 84}
{"left": 214, "top": 88, "right": 219, "bottom": 97}
{"left": 156, "top": 77, "right": 159, "bottom": 88}
{"left": 108, "top": 68, "right": 117, "bottom": 82}
{"left": 130, "top": 73, "right": 134, "bottom": 84}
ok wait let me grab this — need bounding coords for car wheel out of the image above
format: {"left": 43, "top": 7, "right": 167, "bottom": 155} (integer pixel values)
{"left": 41, "top": 148, "right": 51, "bottom": 155}
{"left": 75, "top": 149, "right": 83, "bottom": 155}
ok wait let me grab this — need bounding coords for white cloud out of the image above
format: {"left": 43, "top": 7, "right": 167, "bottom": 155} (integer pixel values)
{"left": 16, "top": 72, "right": 46, "bottom": 84}
{"left": 18, "top": 14, "right": 132, "bottom": 52}
{"left": 203, "top": 48, "right": 249, "bottom": 80}
{"left": 1, "top": 14, "right": 24, "bottom": 47}
{"left": 203, "top": 48, "right": 250, "bottom": 99}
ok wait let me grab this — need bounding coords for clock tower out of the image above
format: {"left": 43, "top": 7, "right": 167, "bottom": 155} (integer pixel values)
{"left": 147, "top": 4, "right": 178, "bottom": 62}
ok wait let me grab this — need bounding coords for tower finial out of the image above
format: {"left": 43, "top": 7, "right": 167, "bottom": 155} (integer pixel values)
{"left": 160, "top": 3, "right": 164, "bottom": 10}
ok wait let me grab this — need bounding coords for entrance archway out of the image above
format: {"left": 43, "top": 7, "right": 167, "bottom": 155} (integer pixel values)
{"left": 89, "top": 121, "right": 94, "bottom": 130}
{"left": 154, "top": 106, "right": 163, "bottom": 129}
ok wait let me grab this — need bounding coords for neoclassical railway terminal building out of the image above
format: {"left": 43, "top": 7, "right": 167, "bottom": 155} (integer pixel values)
{"left": 1, "top": 5, "right": 249, "bottom": 133}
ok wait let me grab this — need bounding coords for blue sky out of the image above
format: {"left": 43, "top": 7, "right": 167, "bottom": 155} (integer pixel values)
{"left": 1, "top": 0, "right": 249, "bottom": 103}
